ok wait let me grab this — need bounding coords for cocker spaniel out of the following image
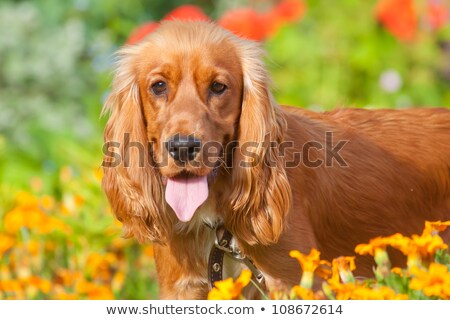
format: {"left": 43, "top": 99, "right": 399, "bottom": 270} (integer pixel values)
{"left": 102, "top": 21, "right": 450, "bottom": 299}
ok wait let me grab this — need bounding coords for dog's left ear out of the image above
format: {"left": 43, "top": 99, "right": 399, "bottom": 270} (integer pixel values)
{"left": 226, "top": 39, "right": 292, "bottom": 246}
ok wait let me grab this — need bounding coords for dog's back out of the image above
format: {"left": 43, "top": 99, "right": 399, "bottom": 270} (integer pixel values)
{"left": 282, "top": 107, "right": 450, "bottom": 275}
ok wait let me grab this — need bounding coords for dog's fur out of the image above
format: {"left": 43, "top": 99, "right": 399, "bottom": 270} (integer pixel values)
{"left": 102, "top": 21, "right": 450, "bottom": 299}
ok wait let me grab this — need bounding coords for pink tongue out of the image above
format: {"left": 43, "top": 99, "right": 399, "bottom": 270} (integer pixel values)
{"left": 165, "top": 176, "right": 209, "bottom": 222}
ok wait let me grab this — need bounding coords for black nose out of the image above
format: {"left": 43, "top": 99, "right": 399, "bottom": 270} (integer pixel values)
{"left": 165, "top": 135, "right": 202, "bottom": 162}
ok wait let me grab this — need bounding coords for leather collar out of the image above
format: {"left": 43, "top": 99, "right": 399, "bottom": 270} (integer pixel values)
{"left": 207, "top": 224, "right": 265, "bottom": 290}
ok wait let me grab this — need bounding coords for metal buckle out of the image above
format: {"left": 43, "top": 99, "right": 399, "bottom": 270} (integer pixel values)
{"left": 213, "top": 225, "right": 265, "bottom": 284}
{"left": 214, "top": 230, "right": 233, "bottom": 254}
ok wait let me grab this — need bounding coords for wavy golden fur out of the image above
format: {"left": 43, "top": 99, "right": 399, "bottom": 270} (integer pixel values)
{"left": 102, "top": 21, "right": 450, "bottom": 298}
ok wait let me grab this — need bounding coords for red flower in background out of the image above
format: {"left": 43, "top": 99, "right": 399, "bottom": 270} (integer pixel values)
{"left": 126, "top": 1, "right": 306, "bottom": 44}
{"left": 376, "top": 0, "right": 449, "bottom": 41}
{"left": 376, "top": 0, "right": 417, "bottom": 41}
{"left": 162, "top": 5, "right": 210, "bottom": 22}
{"left": 219, "top": 0, "right": 306, "bottom": 41}
{"left": 219, "top": 8, "right": 268, "bottom": 41}
{"left": 126, "top": 21, "right": 159, "bottom": 45}
{"left": 428, "top": 0, "right": 449, "bottom": 30}
{"left": 265, "top": 0, "right": 307, "bottom": 36}
{"left": 126, "top": 5, "right": 209, "bottom": 44}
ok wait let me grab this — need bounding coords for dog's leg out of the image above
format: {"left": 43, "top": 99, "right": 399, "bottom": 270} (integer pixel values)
{"left": 154, "top": 243, "right": 209, "bottom": 299}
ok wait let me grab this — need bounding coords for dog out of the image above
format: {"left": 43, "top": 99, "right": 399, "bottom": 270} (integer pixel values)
{"left": 102, "top": 21, "right": 450, "bottom": 299}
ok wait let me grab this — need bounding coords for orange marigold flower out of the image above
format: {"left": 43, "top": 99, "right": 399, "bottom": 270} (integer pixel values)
{"left": 387, "top": 232, "right": 447, "bottom": 268}
{"left": 290, "top": 249, "right": 330, "bottom": 289}
{"left": 76, "top": 279, "right": 114, "bottom": 299}
{"left": 355, "top": 236, "right": 390, "bottom": 256}
{"left": 112, "top": 271, "right": 126, "bottom": 292}
{"left": 26, "top": 240, "right": 40, "bottom": 256}
{"left": 143, "top": 244, "right": 154, "bottom": 258}
{"left": 86, "top": 252, "right": 117, "bottom": 281}
{"left": 291, "top": 285, "right": 315, "bottom": 300}
{"left": 27, "top": 276, "right": 52, "bottom": 294}
{"left": 4, "top": 208, "right": 28, "bottom": 233}
{"left": 409, "top": 263, "right": 450, "bottom": 299}
{"left": 0, "top": 234, "right": 15, "bottom": 255}
{"left": 350, "top": 285, "right": 407, "bottom": 300}
{"left": 208, "top": 269, "right": 252, "bottom": 300}
{"left": 334, "top": 256, "right": 356, "bottom": 283}
{"left": 15, "top": 191, "right": 39, "bottom": 207}
{"left": 376, "top": 0, "right": 417, "bottom": 41}
{"left": 55, "top": 269, "right": 82, "bottom": 287}
{"left": 391, "top": 267, "right": 406, "bottom": 276}
{"left": 54, "top": 292, "right": 79, "bottom": 300}
{"left": 423, "top": 220, "right": 450, "bottom": 236}
{"left": 290, "top": 249, "right": 329, "bottom": 273}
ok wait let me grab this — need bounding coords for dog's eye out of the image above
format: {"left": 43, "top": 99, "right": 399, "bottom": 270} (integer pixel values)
{"left": 151, "top": 81, "right": 167, "bottom": 96}
{"left": 210, "top": 81, "right": 227, "bottom": 95}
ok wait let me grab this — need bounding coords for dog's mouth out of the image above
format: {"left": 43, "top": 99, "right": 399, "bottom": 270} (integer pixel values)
{"left": 162, "top": 167, "right": 219, "bottom": 222}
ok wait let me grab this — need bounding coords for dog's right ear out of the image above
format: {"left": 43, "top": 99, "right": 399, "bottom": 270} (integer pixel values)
{"left": 102, "top": 45, "right": 171, "bottom": 243}
{"left": 225, "top": 38, "right": 292, "bottom": 246}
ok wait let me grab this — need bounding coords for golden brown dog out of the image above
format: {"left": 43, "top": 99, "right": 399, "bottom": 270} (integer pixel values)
{"left": 102, "top": 21, "right": 450, "bottom": 299}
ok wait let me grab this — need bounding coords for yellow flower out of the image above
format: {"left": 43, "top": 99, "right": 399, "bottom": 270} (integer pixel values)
{"left": 0, "top": 234, "right": 15, "bottom": 255}
{"left": 74, "top": 195, "right": 85, "bottom": 207}
{"left": 291, "top": 285, "right": 315, "bottom": 300}
{"left": 290, "top": 249, "right": 330, "bottom": 289}
{"left": 410, "top": 233, "right": 448, "bottom": 257}
{"left": 112, "top": 271, "right": 126, "bottom": 292}
{"left": 15, "top": 191, "right": 39, "bottom": 207}
{"left": 26, "top": 276, "right": 52, "bottom": 294}
{"left": 350, "top": 285, "right": 407, "bottom": 300}
{"left": 87, "top": 285, "right": 115, "bottom": 300}
{"left": 335, "top": 256, "right": 356, "bottom": 283}
{"left": 143, "top": 244, "right": 154, "bottom": 258}
{"left": 355, "top": 237, "right": 388, "bottom": 256}
{"left": 3, "top": 208, "right": 27, "bottom": 233}
{"left": 391, "top": 267, "right": 405, "bottom": 277}
{"left": 357, "top": 231, "right": 447, "bottom": 269}
{"left": 423, "top": 220, "right": 450, "bottom": 236}
{"left": 76, "top": 279, "right": 114, "bottom": 299}
{"left": 387, "top": 233, "right": 447, "bottom": 268}
{"left": 325, "top": 282, "right": 357, "bottom": 300}
{"left": 324, "top": 258, "right": 352, "bottom": 300}
{"left": 40, "top": 195, "right": 55, "bottom": 210}
{"left": 290, "top": 249, "right": 321, "bottom": 272}
{"left": 26, "top": 240, "right": 40, "bottom": 256}
{"left": 208, "top": 269, "right": 252, "bottom": 300}
{"left": 38, "top": 216, "right": 71, "bottom": 235}
{"left": 55, "top": 269, "right": 82, "bottom": 287}
{"left": 54, "top": 292, "right": 79, "bottom": 300}
{"left": 409, "top": 263, "right": 450, "bottom": 299}
{"left": 85, "top": 252, "right": 117, "bottom": 281}
{"left": 0, "top": 279, "right": 24, "bottom": 296}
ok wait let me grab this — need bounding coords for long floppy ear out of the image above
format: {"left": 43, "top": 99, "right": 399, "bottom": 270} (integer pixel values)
{"left": 102, "top": 45, "right": 171, "bottom": 243}
{"left": 226, "top": 40, "right": 292, "bottom": 246}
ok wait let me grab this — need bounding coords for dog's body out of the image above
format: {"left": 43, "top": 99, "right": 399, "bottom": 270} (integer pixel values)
{"left": 102, "top": 21, "right": 450, "bottom": 299}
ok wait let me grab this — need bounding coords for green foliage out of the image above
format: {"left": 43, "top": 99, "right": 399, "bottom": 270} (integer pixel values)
{"left": 266, "top": 0, "right": 450, "bottom": 109}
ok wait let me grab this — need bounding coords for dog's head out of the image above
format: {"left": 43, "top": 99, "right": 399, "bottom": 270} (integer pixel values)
{"left": 102, "top": 21, "right": 291, "bottom": 245}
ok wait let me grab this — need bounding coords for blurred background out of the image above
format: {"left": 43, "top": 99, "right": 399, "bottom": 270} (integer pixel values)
{"left": 0, "top": 0, "right": 449, "bottom": 299}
